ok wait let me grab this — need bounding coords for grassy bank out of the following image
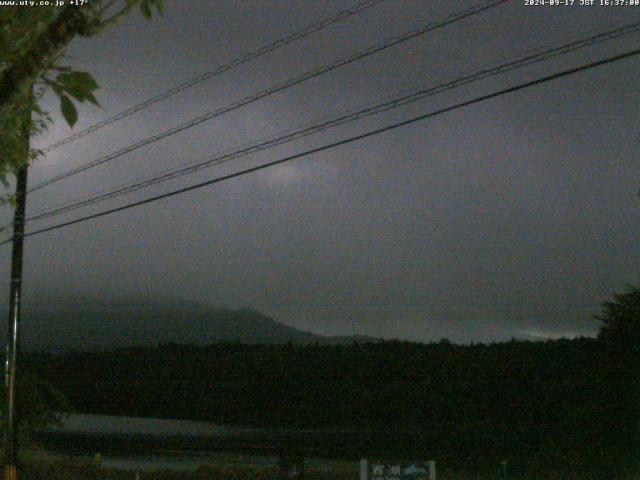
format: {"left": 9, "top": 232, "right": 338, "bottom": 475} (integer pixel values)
{"left": 18, "top": 459, "right": 630, "bottom": 480}
{"left": 16, "top": 453, "right": 633, "bottom": 480}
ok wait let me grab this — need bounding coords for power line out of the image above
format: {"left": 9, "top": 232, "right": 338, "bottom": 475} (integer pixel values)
{"left": 40, "top": 0, "right": 388, "bottom": 154}
{"left": 24, "top": 21, "right": 640, "bottom": 223}
{"left": 5, "top": 48, "right": 636, "bottom": 245}
{"left": 28, "top": 0, "right": 509, "bottom": 194}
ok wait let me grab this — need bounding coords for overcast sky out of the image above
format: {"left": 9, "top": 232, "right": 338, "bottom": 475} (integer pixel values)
{"left": 1, "top": 0, "right": 638, "bottom": 343}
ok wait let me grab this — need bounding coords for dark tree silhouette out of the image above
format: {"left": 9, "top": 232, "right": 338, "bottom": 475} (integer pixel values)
{"left": 593, "top": 285, "right": 640, "bottom": 478}
{"left": 596, "top": 285, "right": 640, "bottom": 347}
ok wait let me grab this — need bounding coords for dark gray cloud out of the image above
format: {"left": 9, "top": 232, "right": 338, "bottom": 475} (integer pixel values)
{"left": 0, "top": 0, "right": 638, "bottom": 343}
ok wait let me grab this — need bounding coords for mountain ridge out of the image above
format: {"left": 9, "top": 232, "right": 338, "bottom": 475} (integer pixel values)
{"left": 2, "top": 297, "right": 379, "bottom": 351}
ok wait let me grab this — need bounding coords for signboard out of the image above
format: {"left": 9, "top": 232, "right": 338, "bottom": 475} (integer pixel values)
{"left": 360, "top": 459, "right": 436, "bottom": 480}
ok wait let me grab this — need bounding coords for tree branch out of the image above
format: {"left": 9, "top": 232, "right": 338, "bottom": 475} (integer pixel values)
{"left": 90, "top": 1, "right": 139, "bottom": 34}
{"left": 0, "top": 6, "right": 96, "bottom": 115}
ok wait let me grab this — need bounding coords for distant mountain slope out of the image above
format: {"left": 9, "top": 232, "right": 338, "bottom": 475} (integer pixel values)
{"left": 2, "top": 297, "right": 378, "bottom": 351}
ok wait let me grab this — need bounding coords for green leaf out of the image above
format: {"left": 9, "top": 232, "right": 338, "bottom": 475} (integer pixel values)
{"left": 84, "top": 91, "right": 100, "bottom": 107}
{"left": 56, "top": 71, "right": 99, "bottom": 98}
{"left": 55, "top": 71, "right": 100, "bottom": 108}
{"left": 43, "top": 77, "right": 64, "bottom": 97}
{"left": 49, "top": 82, "right": 63, "bottom": 97}
{"left": 61, "top": 86, "right": 86, "bottom": 102}
{"left": 60, "top": 94, "right": 78, "bottom": 127}
{"left": 140, "top": 0, "right": 152, "bottom": 20}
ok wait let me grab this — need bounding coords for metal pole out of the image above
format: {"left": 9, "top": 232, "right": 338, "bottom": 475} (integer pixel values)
{"left": 3, "top": 101, "right": 30, "bottom": 480}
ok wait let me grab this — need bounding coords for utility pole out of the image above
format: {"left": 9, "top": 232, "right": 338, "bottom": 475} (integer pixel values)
{"left": 3, "top": 97, "right": 31, "bottom": 480}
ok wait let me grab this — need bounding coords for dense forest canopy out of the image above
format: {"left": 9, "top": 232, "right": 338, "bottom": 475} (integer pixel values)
{"left": 24, "top": 335, "right": 637, "bottom": 478}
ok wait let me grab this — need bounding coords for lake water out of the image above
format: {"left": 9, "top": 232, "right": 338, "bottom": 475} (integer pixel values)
{"left": 42, "top": 414, "right": 278, "bottom": 471}
{"left": 40, "top": 414, "right": 366, "bottom": 472}
{"left": 98, "top": 451, "right": 278, "bottom": 472}
{"left": 49, "top": 413, "right": 261, "bottom": 437}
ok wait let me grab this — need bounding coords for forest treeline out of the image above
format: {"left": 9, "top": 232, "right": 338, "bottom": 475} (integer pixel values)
{"left": 24, "top": 335, "right": 639, "bottom": 478}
